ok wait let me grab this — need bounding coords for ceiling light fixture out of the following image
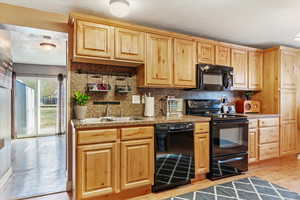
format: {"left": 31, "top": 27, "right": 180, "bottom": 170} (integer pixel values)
{"left": 40, "top": 36, "right": 56, "bottom": 50}
{"left": 109, "top": 0, "right": 130, "bottom": 18}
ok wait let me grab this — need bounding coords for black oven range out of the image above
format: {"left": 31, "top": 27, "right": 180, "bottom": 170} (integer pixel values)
{"left": 186, "top": 99, "right": 249, "bottom": 180}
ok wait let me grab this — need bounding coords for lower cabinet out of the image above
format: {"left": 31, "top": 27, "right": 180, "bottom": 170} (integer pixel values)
{"left": 248, "top": 128, "right": 258, "bottom": 163}
{"left": 194, "top": 122, "right": 210, "bottom": 175}
{"left": 121, "top": 138, "right": 154, "bottom": 190}
{"left": 77, "top": 143, "right": 118, "bottom": 199}
{"left": 194, "top": 133, "right": 210, "bottom": 174}
{"left": 280, "top": 122, "right": 297, "bottom": 155}
{"left": 75, "top": 126, "right": 154, "bottom": 200}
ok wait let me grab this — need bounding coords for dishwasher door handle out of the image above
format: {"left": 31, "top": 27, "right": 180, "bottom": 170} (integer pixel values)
{"left": 218, "top": 157, "right": 244, "bottom": 164}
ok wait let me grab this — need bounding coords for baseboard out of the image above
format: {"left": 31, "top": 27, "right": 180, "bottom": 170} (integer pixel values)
{"left": 0, "top": 167, "right": 12, "bottom": 189}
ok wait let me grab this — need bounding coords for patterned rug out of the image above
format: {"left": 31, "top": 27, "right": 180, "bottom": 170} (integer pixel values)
{"left": 163, "top": 176, "right": 300, "bottom": 200}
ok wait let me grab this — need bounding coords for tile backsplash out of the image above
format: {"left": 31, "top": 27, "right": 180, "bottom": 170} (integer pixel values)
{"left": 71, "top": 63, "right": 243, "bottom": 118}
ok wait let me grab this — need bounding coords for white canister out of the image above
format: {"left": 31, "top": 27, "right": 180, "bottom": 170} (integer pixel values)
{"left": 144, "top": 97, "right": 155, "bottom": 117}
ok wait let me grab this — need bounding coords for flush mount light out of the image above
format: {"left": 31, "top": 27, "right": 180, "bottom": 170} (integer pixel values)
{"left": 40, "top": 36, "right": 56, "bottom": 50}
{"left": 109, "top": 0, "right": 130, "bottom": 18}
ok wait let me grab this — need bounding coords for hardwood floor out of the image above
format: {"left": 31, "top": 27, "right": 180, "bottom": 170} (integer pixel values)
{"left": 20, "top": 155, "right": 300, "bottom": 200}
{"left": 0, "top": 136, "right": 67, "bottom": 200}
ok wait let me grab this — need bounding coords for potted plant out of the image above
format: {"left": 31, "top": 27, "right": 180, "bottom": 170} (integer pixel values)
{"left": 73, "top": 91, "right": 90, "bottom": 119}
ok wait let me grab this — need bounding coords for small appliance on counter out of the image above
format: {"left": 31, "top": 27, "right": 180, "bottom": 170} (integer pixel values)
{"left": 165, "top": 96, "right": 183, "bottom": 117}
{"left": 236, "top": 100, "right": 261, "bottom": 113}
{"left": 144, "top": 94, "right": 155, "bottom": 117}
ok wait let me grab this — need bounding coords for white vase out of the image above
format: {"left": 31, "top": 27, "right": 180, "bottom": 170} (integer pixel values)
{"left": 74, "top": 105, "right": 87, "bottom": 120}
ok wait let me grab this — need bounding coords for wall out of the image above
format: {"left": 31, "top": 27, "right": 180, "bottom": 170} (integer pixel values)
{"left": 71, "top": 63, "right": 242, "bottom": 118}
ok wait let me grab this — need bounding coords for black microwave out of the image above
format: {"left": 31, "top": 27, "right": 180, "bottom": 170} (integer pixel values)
{"left": 196, "top": 64, "right": 233, "bottom": 91}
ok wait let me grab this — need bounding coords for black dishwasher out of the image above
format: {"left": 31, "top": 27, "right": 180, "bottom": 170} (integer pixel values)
{"left": 152, "top": 122, "right": 195, "bottom": 192}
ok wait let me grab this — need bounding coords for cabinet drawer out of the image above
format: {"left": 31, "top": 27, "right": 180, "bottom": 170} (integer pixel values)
{"left": 259, "top": 143, "right": 279, "bottom": 160}
{"left": 121, "top": 126, "right": 154, "bottom": 140}
{"left": 77, "top": 129, "right": 118, "bottom": 145}
{"left": 259, "top": 118, "right": 279, "bottom": 127}
{"left": 249, "top": 119, "right": 258, "bottom": 129}
{"left": 259, "top": 127, "right": 279, "bottom": 144}
{"left": 195, "top": 123, "right": 210, "bottom": 133}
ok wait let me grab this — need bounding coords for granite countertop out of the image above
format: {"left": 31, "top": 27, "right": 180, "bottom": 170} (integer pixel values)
{"left": 240, "top": 113, "right": 280, "bottom": 119}
{"left": 72, "top": 115, "right": 211, "bottom": 129}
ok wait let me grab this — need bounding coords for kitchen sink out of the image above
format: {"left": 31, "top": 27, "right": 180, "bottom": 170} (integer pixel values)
{"left": 82, "top": 116, "right": 146, "bottom": 123}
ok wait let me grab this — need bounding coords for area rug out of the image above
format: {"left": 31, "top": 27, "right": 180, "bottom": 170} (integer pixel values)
{"left": 164, "top": 176, "right": 300, "bottom": 200}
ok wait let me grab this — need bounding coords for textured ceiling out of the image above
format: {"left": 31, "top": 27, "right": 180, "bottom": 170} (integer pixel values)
{"left": 2, "top": 24, "right": 67, "bottom": 66}
{"left": 1, "top": 0, "right": 300, "bottom": 49}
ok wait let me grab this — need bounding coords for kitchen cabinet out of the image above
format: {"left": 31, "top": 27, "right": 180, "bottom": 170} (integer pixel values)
{"left": 77, "top": 143, "right": 118, "bottom": 199}
{"left": 121, "top": 138, "right": 154, "bottom": 190}
{"left": 173, "top": 38, "right": 196, "bottom": 87}
{"left": 194, "top": 123, "right": 210, "bottom": 175}
{"left": 248, "top": 119, "right": 258, "bottom": 163}
{"left": 215, "top": 44, "right": 231, "bottom": 66}
{"left": 231, "top": 48, "right": 248, "bottom": 89}
{"left": 143, "top": 33, "right": 173, "bottom": 86}
{"left": 197, "top": 41, "right": 215, "bottom": 64}
{"left": 258, "top": 117, "right": 280, "bottom": 161}
{"left": 248, "top": 50, "right": 263, "bottom": 90}
{"left": 74, "top": 126, "right": 154, "bottom": 200}
{"left": 115, "top": 28, "right": 145, "bottom": 62}
{"left": 281, "top": 50, "right": 298, "bottom": 89}
{"left": 280, "top": 122, "right": 297, "bottom": 155}
{"left": 76, "top": 20, "right": 114, "bottom": 59}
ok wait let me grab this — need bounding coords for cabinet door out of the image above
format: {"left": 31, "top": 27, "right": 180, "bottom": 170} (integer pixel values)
{"left": 77, "top": 143, "right": 118, "bottom": 199}
{"left": 231, "top": 48, "right": 248, "bottom": 89}
{"left": 215, "top": 45, "right": 231, "bottom": 66}
{"left": 115, "top": 28, "right": 145, "bottom": 62}
{"left": 280, "top": 122, "right": 297, "bottom": 155}
{"left": 281, "top": 50, "right": 297, "bottom": 89}
{"left": 173, "top": 38, "right": 196, "bottom": 87}
{"left": 146, "top": 34, "right": 173, "bottom": 86}
{"left": 194, "top": 133, "right": 209, "bottom": 174}
{"left": 197, "top": 42, "right": 215, "bottom": 64}
{"left": 280, "top": 89, "right": 297, "bottom": 123}
{"left": 76, "top": 20, "right": 113, "bottom": 58}
{"left": 248, "top": 51, "right": 263, "bottom": 90}
{"left": 248, "top": 129, "right": 258, "bottom": 163}
{"left": 121, "top": 138, "right": 154, "bottom": 190}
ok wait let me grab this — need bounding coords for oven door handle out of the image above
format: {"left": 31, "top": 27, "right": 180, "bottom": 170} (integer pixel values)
{"left": 218, "top": 157, "right": 244, "bottom": 164}
{"left": 212, "top": 121, "right": 248, "bottom": 126}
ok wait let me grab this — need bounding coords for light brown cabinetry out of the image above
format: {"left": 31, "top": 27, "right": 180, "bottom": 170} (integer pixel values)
{"left": 115, "top": 28, "right": 145, "bottom": 61}
{"left": 231, "top": 48, "right": 248, "bottom": 89}
{"left": 215, "top": 45, "right": 231, "bottom": 66}
{"left": 248, "top": 119, "right": 258, "bottom": 163}
{"left": 173, "top": 38, "right": 196, "bottom": 87}
{"left": 248, "top": 51, "right": 263, "bottom": 90}
{"left": 144, "top": 33, "right": 173, "bottom": 86}
{"left": 121, "top": 138, "right": 154, "bottom": 190}
{"left": 76, "top": 20, "right": 114, "bottom": 59}
{"left": 197, "top": 42, "right": 215, "bottom": 64}
{"left": 258, "top": 118, "right": 280, "bottom": 161}
{"left": 281, "top": 50, "right": 297, "bottom": 89}
{"left": 74, "top": 126, "right": 154, "bottom": 200}
{"left": 77, "top": 142, "right": 118, "bottom": 199}
{"left": 194, "top": 123, "right": 210, "bottom": 175}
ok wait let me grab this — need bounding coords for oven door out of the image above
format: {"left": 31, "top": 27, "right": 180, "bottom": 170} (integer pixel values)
{"left": 211, "top": 119, "right": 248, "bottom": 157}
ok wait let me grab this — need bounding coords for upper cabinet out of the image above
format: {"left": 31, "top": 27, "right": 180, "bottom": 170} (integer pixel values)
{"left": 231, "top": 48, "right": 248, "bottom": 89}
{"left": 76, "top": 20, "right": 114, "bottom": 59}
{"left": 173, "top": 39, "right": 196, "bottom": 87}
{"left": 281, "top": 50, "right": 298, "bottom": 89}
{"left": 248, "top": 50, "right": 263, "bottom": 90}
{"left": 215, "top": 44, "right": 231, "bottom": 66}
{"left": 144, "top": 33, "right": 173, "bottom": 86}
{"left": 115, "top": 28, "right": 145, "bottom": 62}
{"left": 197, "top": 41, "right": 215, "bottom": 64}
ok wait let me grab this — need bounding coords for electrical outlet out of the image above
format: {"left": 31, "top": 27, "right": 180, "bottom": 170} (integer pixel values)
{"left": 132, "top": 95, "right": 140, "bottom": 104}
{"left": 0, "top": 138, "right": 4, "bottom": 150}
